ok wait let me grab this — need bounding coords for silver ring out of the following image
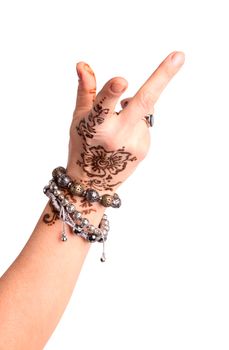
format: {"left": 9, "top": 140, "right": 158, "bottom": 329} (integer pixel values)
{"left": 144, "top": 114, "right": 154, "bottom": 127}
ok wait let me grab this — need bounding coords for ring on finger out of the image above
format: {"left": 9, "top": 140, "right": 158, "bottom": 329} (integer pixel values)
{"left": 144, "top": 114, "right": 154, "bottom": 128}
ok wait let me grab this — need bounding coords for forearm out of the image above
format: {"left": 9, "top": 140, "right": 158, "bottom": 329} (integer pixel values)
{"left": 0, "top": 51, "right": 184, "bottom": 350}
{"left": 0, "top": 200, "right": 104, "bottom": 350}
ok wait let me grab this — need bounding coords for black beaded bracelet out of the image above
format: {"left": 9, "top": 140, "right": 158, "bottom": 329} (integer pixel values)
{"left": 52, "top": 166, "right": 121, "bottom": 208}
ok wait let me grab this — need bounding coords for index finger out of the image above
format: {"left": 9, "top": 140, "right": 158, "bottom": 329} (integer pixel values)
{"left": 122, "top": 51, "right": 185, "bottom": 125}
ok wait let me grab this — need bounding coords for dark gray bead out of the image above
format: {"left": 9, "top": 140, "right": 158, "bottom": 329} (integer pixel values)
{"left": 88, "top": 234, "right": 97, "bottom": 242}
{"left": 57, "top": 174, "right": 72, "bottom": 188}
{"left": 85, "top": 189, "right": 100, "bottom": 202}
{"left": 98, "top": 236, "right": 108, "bottom": 243}
{"left": 111, "top": 194, "right": 121, "bottom": 208}
{"left": 52, "top": 167, "right": 66, "bottom": 179}
{"left": 43, "top": 186, "right": 49, "bottom": 194}
{"left": 73, "top": 225, "right": 83, "bottom": 234}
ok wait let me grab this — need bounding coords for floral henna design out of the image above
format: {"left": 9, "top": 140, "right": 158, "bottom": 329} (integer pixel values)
{"left": 77, "top": 145, "right": 137, "bottom": 178}
{"left": 75, "top": 97, "right": 138, "bottom": 192}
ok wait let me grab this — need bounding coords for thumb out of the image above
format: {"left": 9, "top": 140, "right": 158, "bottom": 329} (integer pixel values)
{"left": 74, "top": 62, "right": 97, "bottom": 115}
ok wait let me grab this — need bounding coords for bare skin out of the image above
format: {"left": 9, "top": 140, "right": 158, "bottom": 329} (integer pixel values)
{"left": 0, "top": 51, "right": 185, "bottom": 350}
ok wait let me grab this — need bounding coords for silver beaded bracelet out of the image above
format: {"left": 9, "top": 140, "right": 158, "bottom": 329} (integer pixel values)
{"left": 43, "top": 180, "right": 109, "bottom": 262}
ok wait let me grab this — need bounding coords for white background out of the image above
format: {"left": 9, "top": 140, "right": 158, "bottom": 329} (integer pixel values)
{"left": 0, "top": 0, "right": 229, "bottom": 349}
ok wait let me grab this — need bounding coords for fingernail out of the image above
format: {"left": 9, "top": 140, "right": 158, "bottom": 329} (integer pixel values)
{"left": 76, "top": 64, "right": 82, "bottom": 80}
{"left": 83, "top": 63, "right": 95, "bottom": 77}
{"left": 110, "top": 82, "right": 126, "bottom": 93}
{"left": 171, "top": 52, "right": 185, "bottom": 67}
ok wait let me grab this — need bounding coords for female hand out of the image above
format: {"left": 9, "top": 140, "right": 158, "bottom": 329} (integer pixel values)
{"left": 66, "top": 52, "right": 185, "bottom": 213}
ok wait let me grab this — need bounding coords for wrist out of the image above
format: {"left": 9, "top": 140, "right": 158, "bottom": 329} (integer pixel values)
{"left": 66, "top": 163, "right": 122, "bottom": 195}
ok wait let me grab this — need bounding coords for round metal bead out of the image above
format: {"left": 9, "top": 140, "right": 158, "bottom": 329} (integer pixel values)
{"left": 57, "top": 174, "right": 72, "bottom": 188}
{"left": 101, "top": 229, "right": 108, "bottom": 237}
{"left": 66, "top": 203, "right": 75, "bottom": 213}
{"left": 61, "top": 235, "right": 68, "bottom": 241}
{"left": 58, "top": 194, "right": 65, "bottom": 201}
{"left": 111, "top": 194, "right": 121, "bottom": 208}
{"left": 103, "top": 225, "right": 110, "bottom": 232}
{"left": 94, "top": 228, "right": 102, "bottom": 237}
{"left": 100, "top": 256, "right": 106, "bottom": 262}
{"left": 73, "top": 211, "right": 82, "bottom": 221}
{"left": 88, "top": 234, "right": 97, "bottom": 242}
{"left": 50, "top": 182, "right": 58, "bottom": 191}
{"left": 43, "top": 186, "right": 49, "bottom": 194}
{"left": 52, "top": 167, "right": 66, "bottom": 179}
{"left": 101, "top": 219, "right": 109, "bottom": 226}
{"left": 53, "top": 189, "right": 61, "bottom": 196}
{"left": 88, "top": 225, "right": 95, "bottom": 234}
{"left": 60, "top": 198, "right": 69, "bottom": 206}
{"left": 85, "top": 189, "right": 100, "bottom": 202}
{"left": 73, "top": 225, "right": 83, "bottom": 234}
{"left": 81, "top": 218, "right": 89, "bottom": 227}
{"left": 69, "top": 182, "right": 85, "bottom": 196}
{"left": 100, "top": 194, "right": 113, "bottom": 207}
{"left": 98, "top": 235, "right": 108, "bottom": 243}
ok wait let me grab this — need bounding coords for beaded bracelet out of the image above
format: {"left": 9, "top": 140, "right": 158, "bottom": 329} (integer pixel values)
{"left": 52, "top": 166, "right": 121, "bottom": 208}
{"left": 43, "top": 180, "right": 109, "bottom": 262}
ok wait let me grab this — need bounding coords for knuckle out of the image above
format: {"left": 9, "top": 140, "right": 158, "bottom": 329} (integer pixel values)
{"left": 139, "top": 91, "right": 154, "bottom": 111}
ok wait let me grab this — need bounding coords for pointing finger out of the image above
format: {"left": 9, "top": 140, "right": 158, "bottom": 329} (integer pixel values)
{"left": 122, "top": 51, "right": 185, "bottom": 125}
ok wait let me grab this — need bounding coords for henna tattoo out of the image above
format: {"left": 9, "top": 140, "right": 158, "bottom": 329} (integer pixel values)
{"left": 43, "top": 201, "right": 59, "bottom": 226}
{"left": 79, "top": 178, "right": 122, "bottom": 192}
{"left": 65, "top": 190, "right": 96, "bottom": 214}
{"left": 77, "top": 99, "right": 109, "bottom": 143}
{"left": 89, "top": 88, "right": 96, "bottom": 102}
{"left": 75, "top": 98, "right": 137, "bottom": 192}
{"left": 77, "top": 145, "right": 137, "bottom": 178}
{"left": 42, "top": 190, "right": 96, "bottom": 226}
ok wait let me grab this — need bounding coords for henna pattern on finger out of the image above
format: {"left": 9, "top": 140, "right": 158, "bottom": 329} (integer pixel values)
{"left": 77, "top": 99, "right": 109, "bottom": 143}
